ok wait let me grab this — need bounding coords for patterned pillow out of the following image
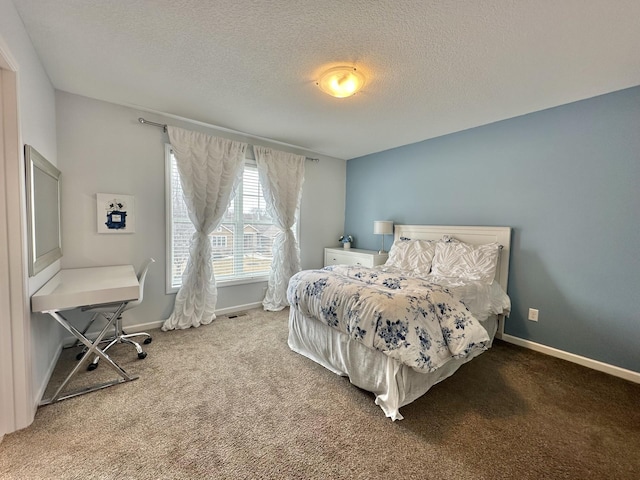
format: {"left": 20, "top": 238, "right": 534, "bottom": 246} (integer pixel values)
{"left": 385, "top": 239, "right": 437, "bottom": 276}
{"left": 431, "top": 240, "right": 501, "bottom": 284}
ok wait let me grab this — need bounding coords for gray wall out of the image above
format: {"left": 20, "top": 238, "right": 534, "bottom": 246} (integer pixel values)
{"left": 56, "top": 91, "right": 347, "bottom": 330}
{"left": 345, "top": 86, "right": 640, "bottom": 373}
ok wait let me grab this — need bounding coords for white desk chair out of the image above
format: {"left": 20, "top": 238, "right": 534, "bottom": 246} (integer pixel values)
{"left": 80, "top": 258, "right": 155, "bottom": 370}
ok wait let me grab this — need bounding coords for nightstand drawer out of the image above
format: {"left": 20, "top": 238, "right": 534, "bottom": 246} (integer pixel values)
{"left": 325, "top": 251, "right": 362, "bottom": 266}
{"left": 324, "top": 248, "right": 388, "bottom": 268}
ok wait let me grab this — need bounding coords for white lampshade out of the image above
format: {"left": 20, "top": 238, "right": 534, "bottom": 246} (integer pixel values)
{"left": 373, "top": 221, "right": 393, "bottom": 235}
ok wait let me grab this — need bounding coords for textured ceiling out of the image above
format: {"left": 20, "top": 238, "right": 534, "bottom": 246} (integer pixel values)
{"left": 13, "top": 0, "right": 640, "bottom": 159}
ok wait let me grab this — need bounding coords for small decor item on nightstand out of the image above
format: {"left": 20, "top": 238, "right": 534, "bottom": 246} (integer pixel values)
{"left": 339, "top": 235, "right": 353, "bottom": 249}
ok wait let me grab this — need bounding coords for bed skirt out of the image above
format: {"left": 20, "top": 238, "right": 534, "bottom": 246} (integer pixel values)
{"left": 288, "top": 307, "right": 497, "bottom": 420}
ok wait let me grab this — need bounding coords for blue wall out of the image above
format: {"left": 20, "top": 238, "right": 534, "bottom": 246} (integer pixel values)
{"left": 346, "top": 86, "right": 640, "bottom": 373}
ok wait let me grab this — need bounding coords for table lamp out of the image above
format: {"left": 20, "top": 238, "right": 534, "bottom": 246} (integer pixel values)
{"left": 373, "top": 221, "right": 393, "bottom": 254}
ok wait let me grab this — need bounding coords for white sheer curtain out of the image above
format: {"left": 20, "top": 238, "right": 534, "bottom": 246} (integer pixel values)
{"left": 162, "top": 127, "right": 247, "bottom": 330}
{"left": 253, "top": 146, "right": 305, "bottom": 311}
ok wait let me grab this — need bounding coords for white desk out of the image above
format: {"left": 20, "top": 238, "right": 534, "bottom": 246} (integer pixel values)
{"left": 32, "top": 265, "right": 140, "bottom": 405}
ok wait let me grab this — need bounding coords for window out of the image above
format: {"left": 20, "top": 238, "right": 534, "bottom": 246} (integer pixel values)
{"left": 165, "top": 145, "right": 279, "bottom": 291}
{"left": 212, "top": 236, "right": 227, "bottom": 248}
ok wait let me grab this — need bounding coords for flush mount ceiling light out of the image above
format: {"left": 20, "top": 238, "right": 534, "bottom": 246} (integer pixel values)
{"left": 316, "top": 66, "right": 366, "bottom": 98}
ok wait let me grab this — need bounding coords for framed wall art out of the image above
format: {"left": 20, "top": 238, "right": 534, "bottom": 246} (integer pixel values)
{"left": 97, "top": 193, "right": 135, "bottom": 233}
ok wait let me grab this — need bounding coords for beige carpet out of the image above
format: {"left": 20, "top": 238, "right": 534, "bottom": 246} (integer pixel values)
{"left": 1, "top": 307, "right": 639, "bottom": 479}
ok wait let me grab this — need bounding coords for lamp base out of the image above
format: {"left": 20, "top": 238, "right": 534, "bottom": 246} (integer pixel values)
{"left": 378, "top": 249, "right": 387, "bottom": 255}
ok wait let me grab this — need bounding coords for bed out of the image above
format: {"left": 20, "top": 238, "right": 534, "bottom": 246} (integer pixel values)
{"left": 287, "top": 225, "right": 512, "bottom": 420}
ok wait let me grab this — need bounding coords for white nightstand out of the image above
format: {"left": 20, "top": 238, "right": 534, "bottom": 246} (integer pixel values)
{"left": 324, "top": 247, "right": 388, "bottom": 268}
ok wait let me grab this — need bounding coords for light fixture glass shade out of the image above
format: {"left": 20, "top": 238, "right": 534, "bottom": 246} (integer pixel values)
{"left": 317, "top": 66, "right": 365, "bottom": 98}
{"left": 373, "top": 221, "right": 393, "bottom": 235}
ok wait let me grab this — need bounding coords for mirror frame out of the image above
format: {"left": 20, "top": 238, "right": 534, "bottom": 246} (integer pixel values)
{"left": 25, "top": 144, "right": 62, "bottom": 276}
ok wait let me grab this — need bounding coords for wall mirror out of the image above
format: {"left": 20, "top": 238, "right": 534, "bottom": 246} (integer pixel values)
{"left": 25, "top": 144, "right": 62, "bottom": 276}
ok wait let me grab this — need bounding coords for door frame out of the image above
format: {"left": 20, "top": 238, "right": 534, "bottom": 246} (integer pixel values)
{"left": 0, "top": 37, "right": 34, "bottom": 438}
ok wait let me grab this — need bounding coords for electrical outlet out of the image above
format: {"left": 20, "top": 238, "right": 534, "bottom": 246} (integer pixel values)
{"left": 528, "top": 308, "right": 539, "bottom": 322}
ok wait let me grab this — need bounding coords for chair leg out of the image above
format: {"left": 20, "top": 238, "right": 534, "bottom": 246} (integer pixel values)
{"left": 122, "top": 329, "right": 153, "bottom": 345}
{"left": 86, "top": 328, "right": 151, "bottom": 370}
{"left": 121, "top": 337, "right": 147, "bottom": 359}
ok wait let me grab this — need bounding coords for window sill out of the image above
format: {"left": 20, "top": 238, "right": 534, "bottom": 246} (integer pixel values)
{"left": 217, "top": 275, "right": 269, "bottom": 287}
{"left": 166, "top": 275, "right": 269, "bottom": 295}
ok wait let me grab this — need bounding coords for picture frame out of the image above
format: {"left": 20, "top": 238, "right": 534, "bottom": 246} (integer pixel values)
{"left": 97, "top": 193, "right": 135, "bottom": 233}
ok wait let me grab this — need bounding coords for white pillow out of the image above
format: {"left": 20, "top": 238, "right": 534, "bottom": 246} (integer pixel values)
{"left": 385, "top": 239, "right": 436, "bottom": 276}
{"left": 431, "top": 240, "right": 501, "bottom": 284}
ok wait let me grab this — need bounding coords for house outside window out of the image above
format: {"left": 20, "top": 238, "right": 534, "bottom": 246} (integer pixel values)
{"left": 165, "top": 145, "right": 282, "bottom": 292}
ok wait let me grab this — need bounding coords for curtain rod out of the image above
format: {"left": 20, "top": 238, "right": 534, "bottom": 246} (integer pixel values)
{"left": 138, "top": 117, "right": 320, "bottom": 162}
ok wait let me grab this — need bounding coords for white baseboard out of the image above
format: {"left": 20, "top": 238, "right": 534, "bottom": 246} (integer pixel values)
{"left": 501, "top": 334, "right": 640, "bottom": 384}
{"left": 35, "top": 343, "right": 63, "bottom": 407}
{"left": 214, "top": 301, "right": 263, "bottom": 317}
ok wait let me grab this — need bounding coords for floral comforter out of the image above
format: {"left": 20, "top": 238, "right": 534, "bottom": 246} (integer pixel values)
{"left": 287, "top": 265, "right": 493, "bottom": 373}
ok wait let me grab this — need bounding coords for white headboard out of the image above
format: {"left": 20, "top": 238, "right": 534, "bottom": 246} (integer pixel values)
{"left": 393, "top": 225, "right": 512, "bottom": 292}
